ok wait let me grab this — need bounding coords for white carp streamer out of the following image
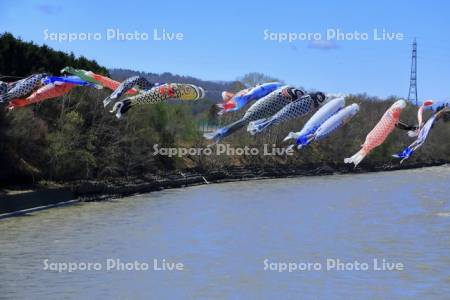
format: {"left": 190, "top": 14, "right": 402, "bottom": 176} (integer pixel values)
{"left": 283, "top": 97, "right": 345, "bottom": 147}
{"left": 393, "top": 103, "right": 450, "bottom": 162}
{"left": 304, "top": 103, "right": 359, "bottom": 147}
{"left": 393, "top": 114, "right": 436, "bottom": 163}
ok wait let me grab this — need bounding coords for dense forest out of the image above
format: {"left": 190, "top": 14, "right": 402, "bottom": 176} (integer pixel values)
{"left": 0, "top": 33, "right": 449, "bottom": 185}
{"left": 0, "top": 33, "right": 108, "bottom": 79}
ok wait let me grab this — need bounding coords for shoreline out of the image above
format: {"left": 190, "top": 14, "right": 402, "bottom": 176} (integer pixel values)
{"left": 0, "top": 161, "right": 448, "bottom": 218}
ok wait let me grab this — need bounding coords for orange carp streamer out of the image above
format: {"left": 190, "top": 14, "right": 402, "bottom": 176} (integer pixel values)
{"left": 8, "top": 83, "right": 76, "bottom": 109}
{"left": 344, "top": 100, "right": 407, "bottom": 167}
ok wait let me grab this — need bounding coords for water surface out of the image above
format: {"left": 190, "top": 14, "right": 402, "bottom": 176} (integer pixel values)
{"left": 1, "top": 166, "right": 449, "bottom": 299}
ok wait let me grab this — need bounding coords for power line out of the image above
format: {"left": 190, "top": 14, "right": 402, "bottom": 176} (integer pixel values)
{"left": 0, "top": 74, "right": 26, "bottom": 80}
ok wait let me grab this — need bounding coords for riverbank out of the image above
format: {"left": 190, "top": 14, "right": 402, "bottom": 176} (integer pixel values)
{"left": 0, "top": 160, "right": 448, "bottom": 218}
{"left": 71, "top": 160, "right": 449, "bottom": 200}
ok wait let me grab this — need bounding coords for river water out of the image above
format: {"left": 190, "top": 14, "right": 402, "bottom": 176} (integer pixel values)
{"left": 1, "top": 166, "right": 449, "bottom": 299}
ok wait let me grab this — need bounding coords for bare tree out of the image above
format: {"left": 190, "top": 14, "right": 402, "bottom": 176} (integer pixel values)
{"left": 238, "top": 72, "right": 282, "bottom": 87}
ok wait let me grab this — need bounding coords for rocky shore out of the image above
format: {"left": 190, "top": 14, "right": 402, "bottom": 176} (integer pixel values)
{"left": 71, "top": 160, "right": 448, "bottom": 201}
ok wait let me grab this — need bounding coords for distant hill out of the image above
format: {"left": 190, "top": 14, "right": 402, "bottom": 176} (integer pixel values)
{"left": 109, "top": 68, "right": 239, "bottom": 103}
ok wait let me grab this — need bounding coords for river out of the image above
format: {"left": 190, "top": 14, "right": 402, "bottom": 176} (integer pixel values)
{"left": 1, "top": 166, "right": 449, "bottom": 299}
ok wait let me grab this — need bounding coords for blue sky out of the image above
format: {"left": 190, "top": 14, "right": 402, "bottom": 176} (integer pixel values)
{"left": 1, "top": 0, "right": 450, "bottom": 100}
